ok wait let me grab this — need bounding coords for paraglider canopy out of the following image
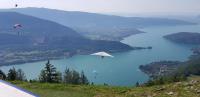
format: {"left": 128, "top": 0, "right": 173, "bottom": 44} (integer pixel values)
{"left": 13, "top": 24, "right": 22, "bottom": 29}
{"left": 91, "top": 51, "right": 114, "bottom": 58}
{"left": 13, "top": 24, "right": 23, "bottom": 35}
{"left": 15, "top": 4, "right": 18, "bottom": 8}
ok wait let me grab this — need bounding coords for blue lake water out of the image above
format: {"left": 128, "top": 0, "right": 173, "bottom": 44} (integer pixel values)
{"left": 1, "top": 25, "right": 200, "bottom": 86}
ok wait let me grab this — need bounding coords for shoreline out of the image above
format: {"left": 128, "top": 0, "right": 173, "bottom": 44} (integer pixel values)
{"left": 0, "top": 46, "right": 152, "bottom": 67}
{"left": 0, "top": 31, "right": 153, "bottom": 67}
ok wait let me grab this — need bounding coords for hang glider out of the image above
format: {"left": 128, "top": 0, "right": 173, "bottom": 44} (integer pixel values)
{"left": 91, "top": 51, "right": 114, "bottom": 58}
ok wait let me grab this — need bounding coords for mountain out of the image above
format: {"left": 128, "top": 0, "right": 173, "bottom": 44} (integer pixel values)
{"left": 0, "top": 12, "right": 133, "bottom": 65}
{"left": 0, "top": 8, "right": 195, "bottom": 41}
{"left": 0, "top": 12, "right": 82, "bottom": 43}
{"left": 4, "top": 8, "right": 195, "bottom": 28}
{"left": 164, "top": 32, "right": 200, "bottom": 44}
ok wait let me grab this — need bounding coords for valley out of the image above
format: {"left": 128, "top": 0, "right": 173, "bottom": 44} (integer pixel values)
{"left": 0, "top": 8, "right": 199, "bottom": 86}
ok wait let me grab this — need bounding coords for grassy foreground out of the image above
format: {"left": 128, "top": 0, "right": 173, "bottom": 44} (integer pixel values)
{"left": 11, "top": 76, "right": 200, "bottom": 97}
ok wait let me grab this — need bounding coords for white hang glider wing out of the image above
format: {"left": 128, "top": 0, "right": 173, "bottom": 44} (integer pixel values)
{"left": 91, "top": 52, "right": 114, "bottom": 58}
{"left": 0, "top": 80, "right": 38, "bottom": 97}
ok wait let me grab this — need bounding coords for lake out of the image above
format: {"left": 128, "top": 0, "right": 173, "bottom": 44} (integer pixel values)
{"left": 1, "top": 25, "right": 199, "bottom": 86}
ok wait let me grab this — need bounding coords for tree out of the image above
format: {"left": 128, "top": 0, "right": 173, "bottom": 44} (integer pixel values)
{"left": 16, "top": 69, "right": 26, "bottom": 81}
{"left": 63, "top": 68, "right": 89, "bottom": 85}
{"left": 39, "top": 69, "right": 47, "bottom": 82}
{"left": 63, "top": 67, "right": 73, "bottom": 84}
{"left": 71, "top": 70, "right": 80, "bottom": 84}
{"left": 135, "top": 82, "right": 140, "bottom": 87}
{"left": 0, "top": 69, "right": 6, "bottom": 80}
{"left": 54, "top": 71, "right": 62, "bottom": 83}
{"left": 80, "top": 71, "right": 89, "bottom": 85}
{"left": 39, "top": 60, "right": 60, "bottom": 83}
{"left": 7, "top": 67, "right": 17, "bottom": 81}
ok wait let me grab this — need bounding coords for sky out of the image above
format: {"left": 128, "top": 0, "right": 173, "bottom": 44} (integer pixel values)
{"left": 0, "top": 0, "right": 200, "bottom": 16}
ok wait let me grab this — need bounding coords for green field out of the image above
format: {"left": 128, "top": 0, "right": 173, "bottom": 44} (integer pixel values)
{"left": 11, "top": 76, "right": 200, "bottom": 97}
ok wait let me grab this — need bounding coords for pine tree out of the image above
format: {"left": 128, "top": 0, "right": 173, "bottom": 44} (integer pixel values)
{"left": 63, "top": 67, "right": 73, "bottom": 84}
{"left": 7, "top": 67, "right": 17, "bottom": 81}
{"left": 39, "top": 60, "right": 60, "bottom": 83}
{"left": 16, "top": 69, "right": 26, "bottom": 81}
{"left": 71, "top": 70, "right": 80, "bottom": 84}
{"left": 63, "top": 68, "right": 89, "bottom": 85}
{"left": 54, "top": 71, "right": 62, "bottom": 83}
{"left": 80, "top": 71, "right": 89, "bottom": 85}
{"left": 39, "top": 69, "right": 47, "bottom": 82}
{"left": 0, "top": 69, "right": 6, "bottom": 80}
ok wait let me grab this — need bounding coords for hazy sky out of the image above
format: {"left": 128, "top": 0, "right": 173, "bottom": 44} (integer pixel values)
{"left": 0, "top": 0, "right": 200, "bottom": 15}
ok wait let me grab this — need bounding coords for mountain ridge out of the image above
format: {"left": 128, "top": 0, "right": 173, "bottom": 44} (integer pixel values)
{"left": 4, "top": 7, "right": 195, "bottom": 28}
{"left": 0, "top": 7, "right": 196, "bottom": 41}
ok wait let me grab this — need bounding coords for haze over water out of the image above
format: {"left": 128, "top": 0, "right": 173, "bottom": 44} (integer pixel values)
{"left": 1, "top": 24, "right": 199, "bottom": 86}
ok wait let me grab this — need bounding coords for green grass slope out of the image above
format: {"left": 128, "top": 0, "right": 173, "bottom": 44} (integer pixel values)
{"left": 11, "top": 76, "right": 200, "bottom": 97}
